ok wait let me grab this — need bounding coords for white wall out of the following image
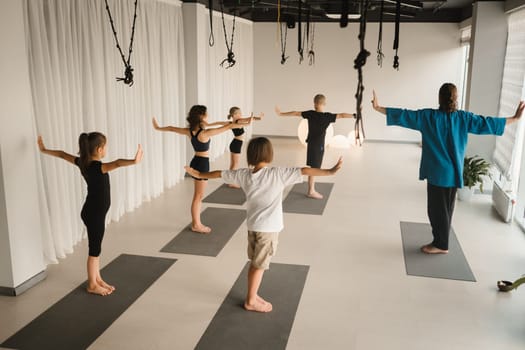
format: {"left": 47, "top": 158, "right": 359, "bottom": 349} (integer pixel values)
{"left": 0, "top": 0, "right": 45, "bottom": 289}
{"left": 253, "top": 22, "right": 464, "bottom": 141}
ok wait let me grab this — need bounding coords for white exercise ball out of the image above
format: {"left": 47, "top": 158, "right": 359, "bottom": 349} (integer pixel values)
{"left": 297, "top": 119, "right": 334, "bottom": 147}
{"left": 329, "top": 134, "right": 351, "bottom": 149}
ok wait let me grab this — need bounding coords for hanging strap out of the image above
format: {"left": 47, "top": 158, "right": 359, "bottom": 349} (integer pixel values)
{"left": 297, "top": 0, "right": 303, "bottom": 62}
{"left": 393, "top": 0, "right": 401, "bottom": 70}
{"left": 104, "top": 0, "right": 138, "bottom": 86}
{"left": 340, "top": 0, "right": 349, "bottom": 28}
{"left": 209, "top": 0, "right": 215, "bottom": 46}
{"left": 301, "top": 6, "right": 309, "bottom": 64}
{"left": 353, "top": 0, "right": 370, "bottom": 145}
{"left": 280, "top": 21, "right": 289, "bottom": 64}
{"left": 377, "top": 0, "right": 384, "bottom": 67}
{"left": 219, "top": 2, "right": 236, "bottom": 68}
{"left": 308, "top": 22, "right": 315, "bottom": 65}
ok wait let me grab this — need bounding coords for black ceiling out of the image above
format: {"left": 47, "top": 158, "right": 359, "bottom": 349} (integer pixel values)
{"left": 182, "top": 0, "right": 491, "bottom": 22}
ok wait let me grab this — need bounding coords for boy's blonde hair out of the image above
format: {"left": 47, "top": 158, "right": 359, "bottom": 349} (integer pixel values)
{"left": 314, "top": 94, "right": 326, "bottom": 105}
{"left": 247, "top": 137, "right": 274, "bottom": 166}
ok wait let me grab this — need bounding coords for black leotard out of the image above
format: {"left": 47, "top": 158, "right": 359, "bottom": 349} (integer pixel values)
{"left": 75, "top": 158, "right": 110, "bottom": 257}
{"left": 191, "top": 128, "right": 210, "bottom": 152}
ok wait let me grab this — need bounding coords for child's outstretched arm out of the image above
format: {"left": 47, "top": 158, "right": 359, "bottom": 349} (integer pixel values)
{"left": 203, "top": 120, "right": 231, "bottom": 127}
{"left": 202, "top": 118, "right": 253, "bottom": 138}
{"left": 250, "top": 112, "right": 264, "bottom": 121}
{"left": 371, "top": 90, "right": 387, "bottom": 115}
{"left": 152, "top": 117, "right": 191, "bottom": 136}
{"left": 275, "top": 106, "right": 302, "bottom": 117}
{"left": 301, "top": 157, "right": 343, "bottom": 176}
{"left": 336, "top": 113, "right": 356, "bottom": 119}
{"left": 37, "top": 136, "right": 77, "bottom": 164}
{"left": 184, "top": 166, "right": 222, "bottom": 180}
{"left": 101, "top": 144, "right": 143, "bottom": 173}
{"left": 236, "top": 113, "right": 262, "bottom": 124}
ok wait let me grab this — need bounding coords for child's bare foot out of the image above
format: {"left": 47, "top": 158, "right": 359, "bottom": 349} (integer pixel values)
{"left": 244, "top": 299, "right": 273, "bottom": 313}
{"left": 87, "top": 284, "right": 111, "bottom": 296}
{"left": 228, "top": 184, "right": 240, "bottom": 189}
{"left": 307, "top": 191, "right": 323, "bottom": 199}
{"left": 191, "top": 225, "right": 211, "bottom": 234}
{"left": 256, "top": 295, "right": 268, "bottom": 304}
{"left": 97, "top": 278, "right": 115, "bottom": 291}
{"left": 421, "top": 244, "right": 448, "bottom": 254}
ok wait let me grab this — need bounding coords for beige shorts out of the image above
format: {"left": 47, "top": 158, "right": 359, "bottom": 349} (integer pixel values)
{"left": 247, "top": 231, "right": 279, "bottom": 270}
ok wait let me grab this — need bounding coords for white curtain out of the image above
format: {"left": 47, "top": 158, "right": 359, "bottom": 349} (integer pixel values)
{"left": 23, "top": 0, "right": 186, "bottom": 264}
{"left": 205, "top": 12, "right": 254, "bottom": 160}
{"left": 493, "top": 9, "right": 525, "bottom": 188}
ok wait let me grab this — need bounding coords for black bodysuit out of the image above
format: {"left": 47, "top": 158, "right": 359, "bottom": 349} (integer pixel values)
{"left": 75, "top": 158, "right": 110, "bottom": 257}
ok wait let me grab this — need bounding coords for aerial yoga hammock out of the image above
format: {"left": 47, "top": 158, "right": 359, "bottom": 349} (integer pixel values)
{"left": 353, "top": 0, "right": 370, "bottom": 145}
{"left": 104, "top": 0, "right": 138, "bottom": 86}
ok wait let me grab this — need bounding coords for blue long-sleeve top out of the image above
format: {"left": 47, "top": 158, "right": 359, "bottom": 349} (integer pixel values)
{"left": 386, "top": 108, "right": 507, "bottom": 188}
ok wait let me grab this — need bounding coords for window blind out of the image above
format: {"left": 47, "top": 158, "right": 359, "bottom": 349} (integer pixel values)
{"left": 492, "top": 9, "right": 525, "bottom": 183}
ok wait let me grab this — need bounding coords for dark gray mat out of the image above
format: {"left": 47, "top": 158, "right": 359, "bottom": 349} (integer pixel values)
{"left": 203, "top": 184, "right": 246, "bottom": 205}
{"left": 0, "top": 254, "right": 176, "bottom": 350}
{"left": 160, "top": 207, "right": 246, "bottom": 257}
{"left": 400, "top": 222, "right": 476, "bottom": 282}
{"left": 282, "top": 182, "right": 334, "bottom": 215}
{"left": 196, "top": 262, "right": 309, "bottom": 350}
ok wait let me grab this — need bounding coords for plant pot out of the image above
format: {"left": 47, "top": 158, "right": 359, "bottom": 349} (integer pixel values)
{"left": 458, "top": 187, "right": 475, "bottom": 201}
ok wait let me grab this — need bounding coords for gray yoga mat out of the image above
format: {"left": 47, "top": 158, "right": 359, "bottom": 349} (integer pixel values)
{"left": 400, "top": 222, "right": 476, "bottom": 282}
{"left": 160, "top": 207, "right": 246, "bottom": 257}
{"left": 203, "top": 184, "right": 246, "bottom": 205}
{"left": 195, "top": 262, "right": 309, "bottom": 350}
{"left": 0, "top": 254, "right": 176, "bottom": 350}
{"left": 282, "top": 182, "right": 334, "bottom": 215}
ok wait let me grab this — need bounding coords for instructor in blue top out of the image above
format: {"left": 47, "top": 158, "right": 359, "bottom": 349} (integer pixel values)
{"left": 372, "top": 83, "right": 525, "bottom": 254}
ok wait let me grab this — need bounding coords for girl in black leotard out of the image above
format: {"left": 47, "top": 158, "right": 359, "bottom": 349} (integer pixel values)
{"left": 226, "top": 107, "right": 263, "bottom": 188}
{"left": 152, "top": 105, "right": 252, "bottom": 233}
{"left": 38, "top": 134, "right": 143, "bottom": 296}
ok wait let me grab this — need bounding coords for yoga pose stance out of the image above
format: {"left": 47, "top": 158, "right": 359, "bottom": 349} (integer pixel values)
{"left": 152, "top": 105, "right": 252, "bottom": 233}
{"left": 276, "top": 94, "right": 354, "bottom": 199}
{"left": 186, "top": 137, "right": 342, "bottom": 312}
{"left": 227, "top": 107, "right": 263, "bottom": 188}
{"left": 38, "top": 134, "right": 143, "bottom": 296}
{"left": 373, "top": 83, "right": 524, "bottom": 254}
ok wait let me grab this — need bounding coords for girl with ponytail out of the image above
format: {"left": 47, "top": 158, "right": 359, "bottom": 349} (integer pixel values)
{"left": 226, "top": 107, "right": 263, "bottom": 188}
{"left": 38, "top": 133, "right": 143, "bottom": 296}
{"left": 152, "top": 105, "right": 253, "bottom": 233}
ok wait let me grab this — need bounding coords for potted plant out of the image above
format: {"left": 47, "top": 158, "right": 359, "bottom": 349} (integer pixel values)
{"left": 458, "top": 155, "right": 491, "bottom": 201}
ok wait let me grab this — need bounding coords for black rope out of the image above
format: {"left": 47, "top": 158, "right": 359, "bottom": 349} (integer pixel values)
{"left": 377, "top": 0, "right": 384, "bottom": 67}
{"left": 340, "top": 0, "right": 349, "bottom": 28}
{"left": 209, "top": 0, "right": 215, "bottom": 46}
{"left": 353, "top": 0, "right": 370, "bottom": 145}
{"left": 393, "top": 0, "right": 401, "bottom": 70}
{"left": 219, "top": 2, "right": 236, "bottom": 68}
{"left": 280, "top": 21, "right": 289, "bottom": 64}
{"left": 308, "top": 22, "right": 315, "bottom": 65}
{"left": 300, "top": 6, "right": 309, "bottom": 64}
{"left": 298, "top": 0, "right": 304, "bottom": 63}
{"left": 104, "top": 0, "right": 138, "bottom": 86}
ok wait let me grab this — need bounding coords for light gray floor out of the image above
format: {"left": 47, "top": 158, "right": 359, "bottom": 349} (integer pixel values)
{"left": 1, "top": 139, "right": 525, "bottom": 350}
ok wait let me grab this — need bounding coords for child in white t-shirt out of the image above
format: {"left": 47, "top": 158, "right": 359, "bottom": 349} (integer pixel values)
{"left": 185, "top": 137, "right": 342, "bottom": 313}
